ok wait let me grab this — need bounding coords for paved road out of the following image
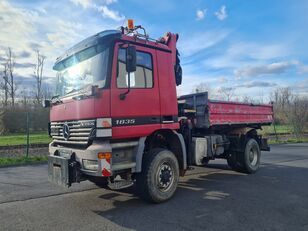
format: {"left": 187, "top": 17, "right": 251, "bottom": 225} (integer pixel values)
{"left": 0, "top": 143, "right": 307, "bottom": 231}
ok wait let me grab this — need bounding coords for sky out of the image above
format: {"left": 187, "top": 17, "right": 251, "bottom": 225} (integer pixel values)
{"left": 0, "top": 0, "right": 308, "bottom": 101}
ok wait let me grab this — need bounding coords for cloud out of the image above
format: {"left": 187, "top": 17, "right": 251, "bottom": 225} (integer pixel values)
{"left": 196, "top": 9, "right": 207, "bottom": 20}
{"left": 0, "top": 1, "right": 38, "bottom": 54}
{"left": 215, "top": 5, "right": 228, "bottom": 21}
{"left": 179, "top": 30, "right": 229, "bottom": 56}
{"left": 297, "top": 63, "right": 308, "bottom": 74}
{"left": 292, "top": 78, "right": 308, "bottom": 96}
{"left": 234, "top": 61, "right": 294, "bottom": 78}
{"left": 202, "top": 41, "right": 293, "bottom": 73}
{"left": 46, "top": 20, "right": 82, "bottom": 49}
{"left": 105, "top": 0, "right": 118, "bottom": 4}
{"left": 69, "top": 0, "right": 124, "bottom": 21}
{"left": 0, "top": 1, "right": 92, "bottom": 80}
{"left": 227, "top": 42, "right": 290, "bottom": 60}
{"left": 17, "top": 51, "right": 31, "bottom": 58}
{"left": 99, "top": 5, "right": 124, "bottom": 21}
{"left": 236, "top": 81, "right": 277, "bottom": 88}
{"left": 27, "top": 42, "right": 42, "bottom": 50}
{"left": 15, "top": 62, "right": 36, "bottom": 69}
{"left": 69, "top": 0, "right": 94, "bottom": 9}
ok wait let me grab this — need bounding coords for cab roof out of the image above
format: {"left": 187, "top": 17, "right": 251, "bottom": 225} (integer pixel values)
{"left": 53, "top": 30, "right": 121, "bottom": 70}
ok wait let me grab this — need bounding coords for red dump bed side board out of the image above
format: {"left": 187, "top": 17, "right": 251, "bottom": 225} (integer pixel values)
{"left": 208, "top": 100, "right": 273, "bottom": 126}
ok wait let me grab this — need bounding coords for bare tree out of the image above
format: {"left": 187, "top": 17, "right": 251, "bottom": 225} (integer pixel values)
{"left": 193, "top": 82, "right": 212, "bottom": 95}
{"left": 20, "top": 89, "right": 31, "bottom": 109}
{"left": 218, "top": 87, "right": 235, "bottom": 101}
{"left": 33, "top": 50, "right": 46, "bottom": 105}
{"left": 1, "top": 63, "right": 9, "bottom": 107}
{"left": 269, "top": 87, "right": 293, "bottom": 124}
{"left": 287, "top": 96, "right": 308, "bottom": 138}
{"left": 42, "top": 83, "right": 53, "bottom": 101}
{"left": 270, "top": 87, "right": 308, "bottom": 137}
{"left": 0, "top": 48, "right": 18, "bottom": 107}
{"left": 241, "top": 95, "right": 254, "bottom": 104}
{"left": 0, "top": 109, "right": 4, "bottom": 134}
{"left": 5, "top": 48, "right": 18, "bottom": 107}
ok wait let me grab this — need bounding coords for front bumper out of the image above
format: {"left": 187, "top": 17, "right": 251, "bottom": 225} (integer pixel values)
{"left": 49, "top": 140, "right": 112, "bottom": 177}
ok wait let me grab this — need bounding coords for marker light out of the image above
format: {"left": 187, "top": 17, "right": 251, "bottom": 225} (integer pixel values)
{"left": 128, "top": 19, "right": 134, "bottom": 29}
{"left": 98, "top": 152, "right": 112, "bottom": 159}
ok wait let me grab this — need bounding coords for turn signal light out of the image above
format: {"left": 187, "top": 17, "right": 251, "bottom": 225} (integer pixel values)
{"left": 102, "top": 120, "right": 111, "bottom": 128}
{"left": 98, "top": 152, "right": 112, "bottom": 159}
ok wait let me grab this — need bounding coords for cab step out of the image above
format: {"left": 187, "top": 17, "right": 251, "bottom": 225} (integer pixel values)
{"left": 108, "top": 179, "right": 134, "bottom": 190}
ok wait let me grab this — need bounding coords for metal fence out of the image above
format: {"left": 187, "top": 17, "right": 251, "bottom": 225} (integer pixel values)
{"left": 0, "top": 107, "right": 50, "bottom": 158}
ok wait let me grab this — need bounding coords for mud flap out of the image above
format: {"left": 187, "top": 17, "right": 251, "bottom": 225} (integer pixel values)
{"left": 260, "top": 138, "right": 270, "bottom": 151}
{"left": 48, "top": 155, "right": 81, "bottom": 187}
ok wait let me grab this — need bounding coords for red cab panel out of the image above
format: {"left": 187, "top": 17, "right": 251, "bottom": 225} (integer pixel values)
{"left": 50, "top": 90, "right": 110, "bottom": 121}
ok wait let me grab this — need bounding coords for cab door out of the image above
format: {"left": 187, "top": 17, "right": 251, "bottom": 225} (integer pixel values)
{"left": 110, "top": 43, "right": 161, "bottom": 139}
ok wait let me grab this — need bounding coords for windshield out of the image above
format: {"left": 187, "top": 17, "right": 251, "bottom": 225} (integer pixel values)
{"left": 54, "top": 44, "right": 110, "bottom": 97}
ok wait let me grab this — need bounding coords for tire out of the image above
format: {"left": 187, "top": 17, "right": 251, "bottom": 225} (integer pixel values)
{"left": 227, "top": 153, "right": 242, "bottom": 171}
{"left": 239, "top": 138, "right": 261, "bottom": 174}
{"left": 136, "top": 148, "right": 179, "bottom": 203}
{"left": 202, "top": 158, "right": 210, "bottom": 165}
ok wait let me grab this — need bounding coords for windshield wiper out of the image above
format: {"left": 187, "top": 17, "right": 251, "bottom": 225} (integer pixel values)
{"left": 51, "top": 95, "right": 63, "bottom": 105}
{"left": 71, "top": 85, "right": 97, "bottom": 101}
{"left": 66, "top": 89, "right": 77, "bottom": 95}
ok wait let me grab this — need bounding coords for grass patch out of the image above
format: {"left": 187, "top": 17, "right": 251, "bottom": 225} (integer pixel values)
{"left": 0, "top": 156, "right": 48, "bottom": 167}
{"left": 0, "top": 133, "right": 51, "bottom": 146}
{"left": 261, "top": 124, "right": 293, "bottom": 135}
{"left": 268, "top": 137, "right": 308, "bottom": 145}
{"left": 261, "top": 124, "right": 308, "bottom": 135}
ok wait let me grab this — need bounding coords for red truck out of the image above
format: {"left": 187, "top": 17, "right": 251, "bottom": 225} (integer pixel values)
{"left": 46, "top": 22, "right": 273, "bottom": 203}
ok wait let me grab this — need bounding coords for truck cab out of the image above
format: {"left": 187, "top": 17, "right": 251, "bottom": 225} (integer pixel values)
{"left": 47, "top": 22, "right": 273, "bottom": 203}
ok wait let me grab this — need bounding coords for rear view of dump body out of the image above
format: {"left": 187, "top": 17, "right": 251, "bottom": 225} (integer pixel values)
{"left": 178, "top": 92, "right": 273, "bottom": 130}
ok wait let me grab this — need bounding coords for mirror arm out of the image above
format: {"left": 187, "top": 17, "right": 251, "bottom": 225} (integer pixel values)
{"left": 120, "top": 72, "right": 131, "bottom": 100}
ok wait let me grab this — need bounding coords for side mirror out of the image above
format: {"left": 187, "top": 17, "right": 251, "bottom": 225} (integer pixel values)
{"left": 175, "top": 64, "right": 182, "bottom": 86}
{"left": 126, "top": 46, "right": 136, "bottom": 73}
{"left": 120, "top": 45, "right": 136, "bottom": 100}
{"left": 42, "top": 99, "right": 51, "bottom": 108}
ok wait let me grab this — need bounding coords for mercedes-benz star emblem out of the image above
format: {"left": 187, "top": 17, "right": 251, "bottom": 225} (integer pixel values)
{"left": 63, "top": 123, "right": 70, "bottom": 140}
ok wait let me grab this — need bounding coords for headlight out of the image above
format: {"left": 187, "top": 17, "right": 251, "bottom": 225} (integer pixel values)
{"left": 82, "top": 159, "right": 98, "bottom": 171}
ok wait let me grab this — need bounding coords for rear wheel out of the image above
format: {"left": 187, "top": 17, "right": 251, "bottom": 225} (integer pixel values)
{"left": 136, "top": 148, "right": 179, "bottom": 203}
{"left": 227, "top": 153, "right": 242, "bottom": 171}
{"left": 239, "top": 138, "right": 261, "bottom": 174}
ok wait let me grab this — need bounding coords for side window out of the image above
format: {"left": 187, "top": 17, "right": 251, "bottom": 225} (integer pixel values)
{"left": 117, "top": 48, "right": 153, "bottom": 88}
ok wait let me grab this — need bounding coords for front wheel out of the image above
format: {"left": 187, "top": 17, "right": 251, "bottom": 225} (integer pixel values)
{"left": 136, "top": 148, "right": 179, "bottom": 203}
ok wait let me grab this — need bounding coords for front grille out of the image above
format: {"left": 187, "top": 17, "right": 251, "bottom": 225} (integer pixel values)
{"left": 50, "top": 119, "right": 95, "bottom": 146}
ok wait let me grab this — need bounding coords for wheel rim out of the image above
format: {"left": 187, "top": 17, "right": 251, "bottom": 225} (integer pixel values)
{"left": 248, "top": 146, "right": 258, "bottom": 166}
{"left": 156, "top": 162, "right": 174, "bottom": 192}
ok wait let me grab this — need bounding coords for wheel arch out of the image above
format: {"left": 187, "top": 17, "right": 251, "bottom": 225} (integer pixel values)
{"left": 134, "top": 129, "right": 187, "bottom": 176}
